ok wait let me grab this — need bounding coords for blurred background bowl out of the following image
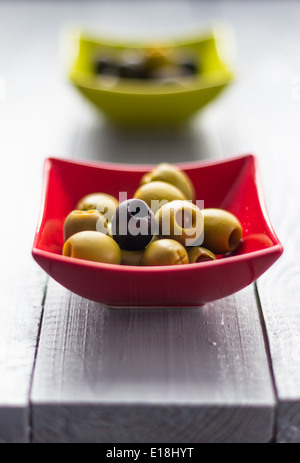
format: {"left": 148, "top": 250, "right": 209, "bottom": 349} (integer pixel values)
{"left": 65, "top": 25, "right": 235, "bottom": 128}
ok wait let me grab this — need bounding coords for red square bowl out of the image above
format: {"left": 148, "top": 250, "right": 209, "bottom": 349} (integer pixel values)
{"left": 32, "top": 154, "right": 283, "bottom": 307}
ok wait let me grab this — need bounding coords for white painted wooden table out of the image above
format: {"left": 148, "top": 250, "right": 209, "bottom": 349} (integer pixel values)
{"left": 0, "top": 0, "right": 299, "bottom": 443}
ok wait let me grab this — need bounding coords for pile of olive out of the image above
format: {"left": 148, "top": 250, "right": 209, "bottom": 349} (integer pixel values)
{"left": 93, "top": 47, "right": 199, "bottom": 83}
{"left": 62, "top": 163, "right": 243, "bottom": 266}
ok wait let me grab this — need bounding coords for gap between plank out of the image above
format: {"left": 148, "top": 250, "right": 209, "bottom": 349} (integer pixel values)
{"left": 28, "top": 276, "right": 49, "bottom": 443}
{"left": 254, "top": 281, "right": 278, "bottom": 443}
{"left": 26, "top": 95, "right": 87, "bottom": 442}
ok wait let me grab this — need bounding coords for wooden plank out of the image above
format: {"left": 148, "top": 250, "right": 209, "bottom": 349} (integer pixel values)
{"left": 0, "top": 0, "right": 280, "bottom": 442}
{"left": 28, "top": 0, "right": 277, "bottom": 443}
{"left": 0, "top": 1, "right": 84, "bottom": 442}
{"left": 212, "top": 0, "right": 300, "bottom": 443}
{"left": 30, "top": 1, "right": 276, "bottom": 441}
{"left": 31, "top": 279, "right": 274, "bottom": 443}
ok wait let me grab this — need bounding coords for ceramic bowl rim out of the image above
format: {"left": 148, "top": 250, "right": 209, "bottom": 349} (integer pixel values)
{"left": 32, "top": 153, "right": 284, "bottom": 274}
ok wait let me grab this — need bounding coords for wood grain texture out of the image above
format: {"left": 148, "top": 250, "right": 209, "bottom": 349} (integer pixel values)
{"left": 32, "top": 404, "right": 273, "bottom": 444}
{"left": 2, "top": 0, "right": 300, "bottom": 443}
{"left": 30, "top": 1, "right": 276, "bottom": 440}
{"left": 209, "top": 0, "right": 300, "bottom": 442}
{"left": 31, "top": 279, "right": 274, "bottom": 443}
{"left": 0, "top": 1, "right": 84, "bottom": 442}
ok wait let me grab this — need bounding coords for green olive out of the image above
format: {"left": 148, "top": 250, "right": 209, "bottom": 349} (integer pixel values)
{"left": 150, "top": 65, "right": 183, "bottom": 80}
{"left": 121, "top": 249, "right": 144, "bottom": 266}
{"left": 149, "top": 235, "right": 159, "bottom": 244}
{"left": 133, "top": 181, "right": 186, "bottom": 214}
{"left": 155, "top": 200, "right": 204, "bottom": 246}
{"left": 140, "top": 163, "right": 195, "bottom": 201}
{"left": 141, "top": 239, "right": 188, "bottom": 266}
{"left": 202, "top": 208, "right": 243, "bottom": 254}
{"left": 187, "top": 246, "right": 216, "bottom": 263}
{"left": 140, "top": 172, "right": 152, "bottom": 185}
{"left": 106, "top": 221, "right": 113, "bottom": 237}
{"left": 144, "top": 47, "right": 171, "bottom": 71}
{"left": 95, "top": 197, "right": 118, "bottom": 223}
{"left": 63, "top": 209, "right": 107, "bottom": 242}
{"left": 63, "top": 231, "right": 121, "bottom": 264}
{"left": 76, "top": 192, "right": 119, "bottom": 211}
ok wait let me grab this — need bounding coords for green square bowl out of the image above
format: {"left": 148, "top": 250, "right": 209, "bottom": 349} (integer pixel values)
{"left": 65, "top": 25, "right": 235, "bottom": 128}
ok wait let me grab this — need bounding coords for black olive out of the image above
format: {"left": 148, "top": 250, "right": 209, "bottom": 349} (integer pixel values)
{"left": 94, "top": 56, "right": 119, "bottom": 76}
{"left": 111, "top": 199, "right": 157, "bottom": 250}
{"left": 179, "top": 59, "right": 198, "bottom": 75}
{"left": 118, "top": 61, "right": 149, "bottom": 79}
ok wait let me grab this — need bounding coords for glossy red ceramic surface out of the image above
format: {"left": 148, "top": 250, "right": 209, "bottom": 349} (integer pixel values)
{"left": 32, "top": 154, "right": 283, "bottom": 307}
